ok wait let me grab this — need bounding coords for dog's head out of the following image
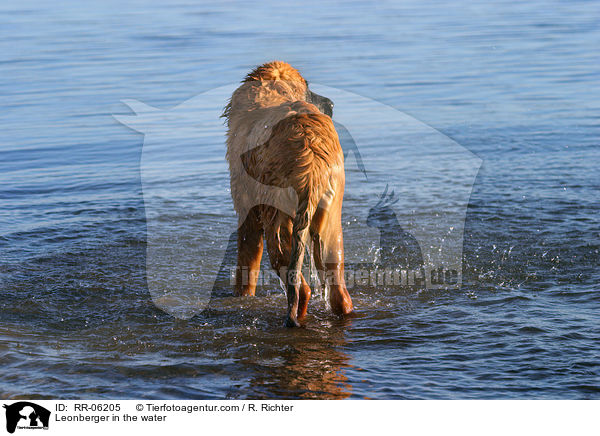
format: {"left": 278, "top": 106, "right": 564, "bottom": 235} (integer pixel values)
{"left": 224, "top": 61, "right": 334, "bottom": 119}
{"left": 305, "top": 87, "right": 334, "bottom": 117}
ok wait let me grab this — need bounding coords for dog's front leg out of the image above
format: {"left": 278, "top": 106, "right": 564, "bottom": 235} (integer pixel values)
{"left": 234, "top": 208, "right": 264, "bottom": 296}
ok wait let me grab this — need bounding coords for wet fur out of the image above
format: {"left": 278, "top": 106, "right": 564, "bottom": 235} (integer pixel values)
{"left": 223, "top": 61, "right": 353, "bottom": 326}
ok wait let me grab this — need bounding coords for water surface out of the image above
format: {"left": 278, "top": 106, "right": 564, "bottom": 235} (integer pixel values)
{"left": 0, "top": 0, "right": 598, "bottom": 399}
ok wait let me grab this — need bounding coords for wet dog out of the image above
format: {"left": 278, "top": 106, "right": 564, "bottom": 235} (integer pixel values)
{"left": 223, "top": 61, "right": 353, "bottom": 327}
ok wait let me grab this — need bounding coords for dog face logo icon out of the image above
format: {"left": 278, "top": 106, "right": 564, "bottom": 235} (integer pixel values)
{"left": 3, "top": 402, "right": 50, "bottom": 434}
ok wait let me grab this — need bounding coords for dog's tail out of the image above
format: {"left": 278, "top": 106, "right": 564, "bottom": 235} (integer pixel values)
{"left": 285, "top": 187, "right": 312, "bottom": 326}
{"left": 277, "top": 113, "right": 342, "bottom": 327}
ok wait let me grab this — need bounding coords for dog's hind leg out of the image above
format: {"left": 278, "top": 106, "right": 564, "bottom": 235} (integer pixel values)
{"left": 234, "top": 207, "right": 264, "bottom": 296}
{"left": 265, "top": 216, "right": 312, "bottom": 322}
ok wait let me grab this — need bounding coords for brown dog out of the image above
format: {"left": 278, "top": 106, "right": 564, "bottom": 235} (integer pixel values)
{"left": 223, "top": 61, "right": 353, "bottom": 327}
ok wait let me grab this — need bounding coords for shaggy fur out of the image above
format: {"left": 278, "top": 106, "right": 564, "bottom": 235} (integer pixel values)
{"left": 223, "top": 61, "right": 353, "bottom": 327}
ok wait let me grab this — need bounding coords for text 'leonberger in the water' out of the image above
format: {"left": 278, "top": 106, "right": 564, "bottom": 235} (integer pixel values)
{"left": 223, "top": 61, "right": 354, "bottom": 327}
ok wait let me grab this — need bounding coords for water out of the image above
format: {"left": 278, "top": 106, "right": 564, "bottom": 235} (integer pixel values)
{"left": 1, "top": 0, "right": 599, "bottom": 399}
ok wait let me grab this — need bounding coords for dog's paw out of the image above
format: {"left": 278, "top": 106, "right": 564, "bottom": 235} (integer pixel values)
{"left": 284, "top": 316, "right": 301, "bottom": 328}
